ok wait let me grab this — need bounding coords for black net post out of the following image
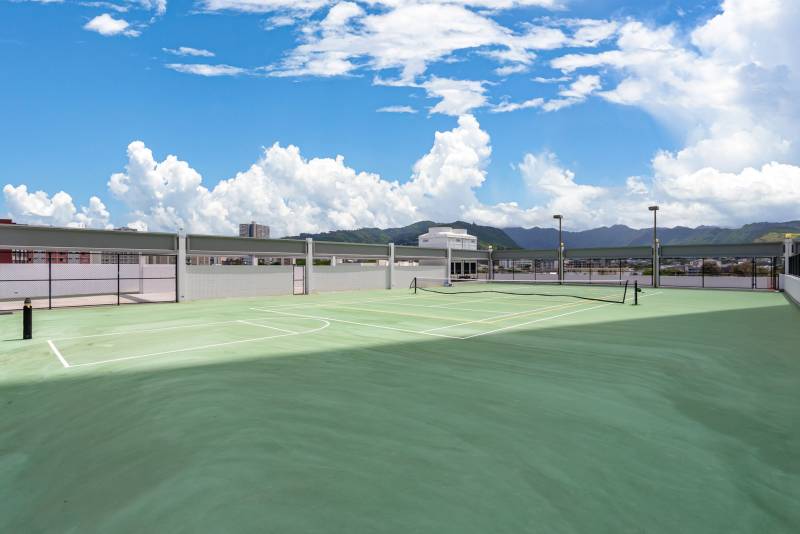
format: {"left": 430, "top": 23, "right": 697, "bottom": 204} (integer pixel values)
{"left": 702, "top": 258, "right": 705, "bottom": 288}
{"left": 23, "top": 298, "right": 32, "bottom": 339}
{"left": 634, "top": 281, "right": 639, "bottom": 305}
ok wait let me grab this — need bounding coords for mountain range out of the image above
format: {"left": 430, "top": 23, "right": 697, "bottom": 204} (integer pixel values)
{"left": 289, "top": 220, "right": 800, "bottom": 250}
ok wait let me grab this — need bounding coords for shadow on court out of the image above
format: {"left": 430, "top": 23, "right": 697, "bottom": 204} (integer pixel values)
{"left": 1, "top": 303, "right": 799, "bottom": 533}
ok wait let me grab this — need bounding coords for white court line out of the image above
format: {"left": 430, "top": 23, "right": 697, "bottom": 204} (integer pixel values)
{"left": 237, "top": 320, "right": 297, "bottom": 335}
{"left": 47, "top": 340, "right": 70, "bottom": 368}
{"left": 462, "top": 303, "right": 613, "bottom": 339}
{"left": 65, "top": 319, "right": 331, "bottom": 369}
{"left": 463, "top": 289, "right": 665, "bottom": 339}
{"left": 254, "top": 293, "right": 422, "bottom": 311}
{"left": 420, "top": 297, "right": 608, "bottom": 333}
{"left": 251, "top": 307, "right": 462, "bottom": 340}
{"left": 309, "top": 303, "right": 497, "bottom": 323}
{"left": 55, "top": 319, "right": 245, "bottom": 341}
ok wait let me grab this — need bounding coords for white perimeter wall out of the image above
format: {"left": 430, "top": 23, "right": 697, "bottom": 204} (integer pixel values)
{"left": 0, "top": 263, "right": 175, "bottom": 299}
{"left": 393, "top": 266, "right": 447, "bottom": 289}
{"left": 185, "top": 265, "right": 293, "bottom": 300}
{"left": 782, "top": 274, "right": 800, "bottom": 305}
{"left": 314, "top": 264, "right": 388, "bottom": 292}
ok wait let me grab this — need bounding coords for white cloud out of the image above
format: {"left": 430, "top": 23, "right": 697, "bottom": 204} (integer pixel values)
{"left": 422, "top": 77, "right": 488, "bottom": 115}
{"left": 376, "top": 105, "right": 417, "bottom": 113}
{"left": 268, "top": 2, "right": 581, "bottom": 82}
{"left": 79, "top": 2, "right": 130, "bottom": 12}
{"left": 626, "top": 176, "right": 648, "bottom": 195}
{"left": 547, "top": 0, "right": 800, "bottom": 222}
{"left": 139, "top": 0, "right": 167, "bottom": 15}
{"left": 200, "top": 1, "right": 562, "bottom": 13}
{"left": 200, "top": 0, "right": 328, "bottom": 13}
{"left": 165, "top": 63, "right": 247, "bottom": 76}
{"left": 494, "top": 64, "right": 528, "bottom": 76}
{"left": 532, "top": 75, "right": 569, "bottom": 83}
{"left": 163, "top": 46, "right": 215, "bottom": 57}
{"left": 490, "top": 96, "right": 543, "bottom": 113}
{"left": 106, "top": 115, "right": 491, "bottom": 235}
{"left": 83, "top": 13, "right": 140, "bottom": 37}
{"left": 2, "top": 185, "right": 111, "bottom": 229}
{"left": 567, "top": 19, "right": 618, "bottom": 47}
{"left": 541, "top": 74, "right": 600, "bottom": 111}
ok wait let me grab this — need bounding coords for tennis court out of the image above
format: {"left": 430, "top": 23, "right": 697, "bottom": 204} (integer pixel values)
{"left": 1, "top": 284, "right": 799, "bottom": 532}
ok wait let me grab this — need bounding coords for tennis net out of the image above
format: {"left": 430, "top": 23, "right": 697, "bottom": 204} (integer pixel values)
{"left": 412, "top": 277, "right": 631, "bottom": 304}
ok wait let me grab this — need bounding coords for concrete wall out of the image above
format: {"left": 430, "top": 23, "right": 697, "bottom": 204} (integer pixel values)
{"left": 313, "top": 264, "right": 389, "bottom": 292}
{"left": 781, "top": 274, "right": 800, "bottom": 305}
{"left": 393, "top": 266, "right": 448, "bottom": 289}
{"left": 185, "top": 265, "right": 293, "bottom": 300}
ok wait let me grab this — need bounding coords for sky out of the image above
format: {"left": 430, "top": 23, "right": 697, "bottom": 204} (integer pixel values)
{"left": 0, "top": 0, "right": 798, "bottom": 237}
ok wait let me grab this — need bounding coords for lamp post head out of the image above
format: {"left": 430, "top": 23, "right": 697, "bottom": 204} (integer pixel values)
{"left": 553, "top": 214, "right": 563, "bottom": 219}
{"left": 648, "top": 205, "right": 659, "bottom": 211}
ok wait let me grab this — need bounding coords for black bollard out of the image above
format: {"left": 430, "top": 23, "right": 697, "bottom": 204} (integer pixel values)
{"left": 23, "top": 298, "right": 32, "bottom": 340}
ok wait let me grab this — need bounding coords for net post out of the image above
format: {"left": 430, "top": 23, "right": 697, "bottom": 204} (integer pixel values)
{"left": 413, "top": 277, "right": 417, "bottom": 294}
{"left": 634, "top": 281, "right": 638, "bottom": 305}
{"left": 22, "top": 298, "right": 32, "bottom": 340}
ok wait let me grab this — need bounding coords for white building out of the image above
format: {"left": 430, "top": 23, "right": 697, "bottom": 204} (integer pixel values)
{"left": 417, "top": 227, "right": 478, "bottom": 250}
{"left": 418, "top": 227, "right": 479, "bottom": 279}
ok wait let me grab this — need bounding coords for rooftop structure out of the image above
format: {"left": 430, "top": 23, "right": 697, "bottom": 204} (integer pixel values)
{"left": 418, "top": 227, "right": 477, "bottom": 250}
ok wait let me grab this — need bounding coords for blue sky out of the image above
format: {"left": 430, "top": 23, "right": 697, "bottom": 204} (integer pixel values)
{"left": 1, "top": 0, "right": 798, "bottom": 236}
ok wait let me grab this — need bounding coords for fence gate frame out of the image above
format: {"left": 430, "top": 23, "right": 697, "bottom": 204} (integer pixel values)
{"left": 293, "top": 265, "right": 305, "bottom": 295}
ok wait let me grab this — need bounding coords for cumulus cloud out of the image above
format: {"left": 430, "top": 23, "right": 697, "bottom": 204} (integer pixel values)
{"left": 546, "top": 0, "right": 800, "bottom": 222}
{"left": 2, "top": 185, "right": 111, "bottom": 229}
{"left": 83, "top": 13, "right": 140, "bottom": 37}
{"left": 104, "top": 115, "right": 490, "bottom": 235}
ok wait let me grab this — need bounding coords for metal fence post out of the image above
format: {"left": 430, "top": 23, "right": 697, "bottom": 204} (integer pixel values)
{"left": 47, "top": 251, "right": 52, "bottom": 310}
{"left": 387, "top": 243, "right": 395, "bottom": 290}
{"left": 305, "top": 238, "right": 314, "bottom": 294}
{"left": 117, "top": 253, "right": 121, "bottom": 306}
{"left": 177, "top": 232, "right": 187, "bottom": 302}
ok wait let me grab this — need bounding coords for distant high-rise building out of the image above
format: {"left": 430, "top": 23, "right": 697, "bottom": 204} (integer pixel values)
{"left": 239, "top": 221, "right": 270, "bottom": 239}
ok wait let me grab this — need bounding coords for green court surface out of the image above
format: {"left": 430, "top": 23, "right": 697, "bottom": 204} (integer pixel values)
{"left": 1, "top": 287, "right": 799, "bottom": 533}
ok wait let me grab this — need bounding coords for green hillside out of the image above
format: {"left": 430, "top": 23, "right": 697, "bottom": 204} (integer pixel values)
{"left": 288, "top": 221, "right": 519, "bottom": 250}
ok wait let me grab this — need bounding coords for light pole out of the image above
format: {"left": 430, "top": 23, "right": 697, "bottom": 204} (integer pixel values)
{"left": 553, "top": 214, "right": 563, "bottom": 281}
{"left": 648, "top": 206, "right": 659, "bottom": 287}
